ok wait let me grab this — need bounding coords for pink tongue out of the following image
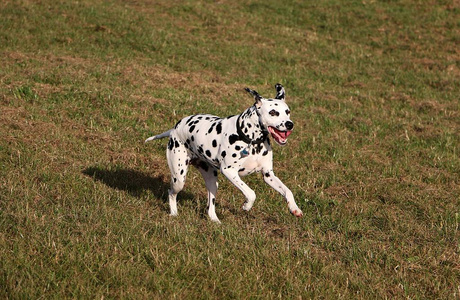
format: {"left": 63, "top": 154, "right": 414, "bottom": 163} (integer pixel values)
{"left": 279, "top": 130, "right": 292, "bottom": 139}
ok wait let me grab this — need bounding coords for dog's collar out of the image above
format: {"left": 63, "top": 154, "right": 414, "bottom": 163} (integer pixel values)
{"left": 236, "top": 114, "right": 268, "bottom": 145}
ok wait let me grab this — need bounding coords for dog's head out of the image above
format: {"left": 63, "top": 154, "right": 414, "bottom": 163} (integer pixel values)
{"left": 245, "top": 84, "right": 294, "bottom": 146}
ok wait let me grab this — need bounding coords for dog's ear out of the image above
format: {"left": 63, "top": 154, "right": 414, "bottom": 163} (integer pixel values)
{"left": 244, "top": 87, "right": 263, "bottom": 108}
{"left": 274, "top": 83, "right": 285, "bottom": 101}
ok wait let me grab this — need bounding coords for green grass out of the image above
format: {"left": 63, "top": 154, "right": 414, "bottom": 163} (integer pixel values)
{"left": 1, "top": 0, "right": 459, "bottom": 298}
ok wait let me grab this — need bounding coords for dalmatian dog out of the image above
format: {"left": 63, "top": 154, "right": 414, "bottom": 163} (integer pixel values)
{"left": 145, "top": 84, "right": 303, "bottom": 223}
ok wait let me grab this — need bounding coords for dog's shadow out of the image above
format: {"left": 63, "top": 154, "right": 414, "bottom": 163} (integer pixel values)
{"left": 82, "top": 166, "right": 195, "bottom": 203}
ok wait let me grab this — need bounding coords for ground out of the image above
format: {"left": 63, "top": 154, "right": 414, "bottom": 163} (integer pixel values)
{"left": 0, "top": 0, "right": 459, "bottom": 298}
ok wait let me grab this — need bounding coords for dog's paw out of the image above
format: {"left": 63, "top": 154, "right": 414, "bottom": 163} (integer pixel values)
{"left": 290, "top": 209, "right": 303, "bottom": 218}
{"left": 210, "top": 217, "right": 222, "bottom": 224}
{"left": 242, "top": 202, "right": 253, "bottom": 211}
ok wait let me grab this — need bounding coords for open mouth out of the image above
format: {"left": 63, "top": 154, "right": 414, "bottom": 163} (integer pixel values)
{"left": 268, "top": 127, "right": 292, "bottom": 145}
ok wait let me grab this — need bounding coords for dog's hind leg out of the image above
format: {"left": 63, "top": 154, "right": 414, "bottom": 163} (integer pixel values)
{"left": 196, "top": 164, "right": 220, "bottom": 223}
{"left": 166, "top": 136, "right": 190, "bottom": 216}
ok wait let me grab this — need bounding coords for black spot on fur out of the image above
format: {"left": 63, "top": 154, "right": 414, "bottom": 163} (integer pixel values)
{"left": 262, "top": 150, "right": 268, "bottom": 156}
{"left": 232, "top": 153, "right": 237, "bottom": 158}
{"left": 174, "top": 140, "right": 180, "bottom": 148}
{"left": 256, "top": 144, "right": 263, "bottom": 154}
{"left": 213, "top": 170, "right": 218, "bottom": 177}
{"left": 216, "top": 123, "right": 222, "bottom": 134}
{"left": 212, "top": 140, "right": 217, "bottom": 147}
{"left": 206, "top": 150, "right": 212, "bottom": 157}
{"left": 180, "top": 169, "right": 184, "bottom": 175}
{"left": 174, "top": 120, "right": 182, "bottom": 129}
{"left": 229, "top": 134, "right": 239, "bottom": 145}
{"left": 191, "top": 136, "right": 195, "bottom": 141}
{"left": 208, "top": 123, "right": 216, "bottom": 134}
{"left": 221, "top": 151, "right": 226, "bottom": 158}
{"left": 168, "top": 138, "right": 174, "bottom": 150}
{"left": 239, "top": 168, "right": 245, "bottom": 172}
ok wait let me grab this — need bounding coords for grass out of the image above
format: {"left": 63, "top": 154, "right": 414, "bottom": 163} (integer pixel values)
{"left": 1, "top": 0, "right": 459, "bottom": 298}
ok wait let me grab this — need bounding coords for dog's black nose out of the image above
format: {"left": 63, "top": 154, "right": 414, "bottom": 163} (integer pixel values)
{"left": 285, "top": 121, "right": 294, "bottom": 130}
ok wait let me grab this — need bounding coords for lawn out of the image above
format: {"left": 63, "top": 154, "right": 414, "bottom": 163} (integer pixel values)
{"left": 1, "top": 0, "right": 459, "bottom": 298}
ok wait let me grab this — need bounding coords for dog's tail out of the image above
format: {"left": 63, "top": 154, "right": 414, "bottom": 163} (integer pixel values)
{"left": 144, "top": 129, "right": 173, "bottom": 143}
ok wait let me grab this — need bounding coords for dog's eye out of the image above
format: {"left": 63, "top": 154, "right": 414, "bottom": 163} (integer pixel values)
{"left": 269, "top": 110, "right": 279, "bottom": 116}
{"left": 285, "top": 110, "right": 290, "bottom": 115}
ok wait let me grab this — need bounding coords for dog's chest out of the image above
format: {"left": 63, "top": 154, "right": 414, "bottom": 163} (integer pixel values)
{"left": 238, "top": 153, "right": 266, "bottom": 175}
{"left": 227, "top": 140, "right": 271, "bottom": 176}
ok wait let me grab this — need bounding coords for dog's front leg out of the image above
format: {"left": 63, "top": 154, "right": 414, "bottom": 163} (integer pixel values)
{"left": 220, "top": 168, "right": 256, "bottom": 211}
{"left": 263, "top": 170, "right": 303, "bottom": 217}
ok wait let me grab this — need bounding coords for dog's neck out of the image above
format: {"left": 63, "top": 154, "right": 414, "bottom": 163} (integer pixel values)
{"left": 236, "top": 106, "right": 268, "bottom": 145}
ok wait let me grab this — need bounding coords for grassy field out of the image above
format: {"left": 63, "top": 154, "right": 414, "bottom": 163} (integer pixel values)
{"left": 1, "top": 0, "right": 459, "bottom": 298}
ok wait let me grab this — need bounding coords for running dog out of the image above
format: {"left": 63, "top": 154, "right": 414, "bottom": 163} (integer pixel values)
{"left": 145, "top": 84, "right": 302, "bottom": 223}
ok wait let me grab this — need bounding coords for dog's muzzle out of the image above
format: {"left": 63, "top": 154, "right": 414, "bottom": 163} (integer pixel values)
{"left": 268, "top": 121, "right": 294, "bottom": 146}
